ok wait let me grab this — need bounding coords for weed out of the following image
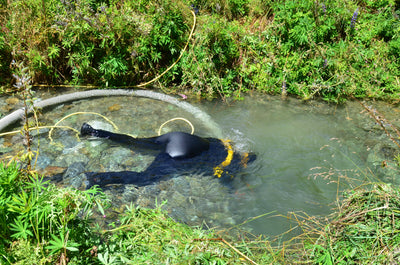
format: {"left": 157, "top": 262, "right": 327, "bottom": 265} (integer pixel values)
{"left": 0, "top": 161, "right": 109, "bottom": 263}
{"left": 310, "top": 183, "right": 400, "bottom": 264}
{"left": 11, "top": 62, "right": 38, "bottom": 171}
{"left": 0, "top": 161, "right": 281, "bottom": 264}
{"left": 178, "top": 15, "right": 244, "bottom": 100}
{"left": 1, "top": 0, "right": 192, "bottom": 87}
{"left": 1, "top": 0, "right": 400, "bottom": 101}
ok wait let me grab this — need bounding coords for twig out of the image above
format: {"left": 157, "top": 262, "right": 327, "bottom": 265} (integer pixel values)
{"left": 334, "top": 205, "right": 389, "bottom": 224}
{"left": 358, "top": 100, "right": 400, "bottom": 149}
{"left": 193, "top": 238, "right": 259, "bottom": 265}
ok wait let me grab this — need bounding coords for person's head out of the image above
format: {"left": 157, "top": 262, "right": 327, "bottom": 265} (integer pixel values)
{"left": 81, "top": 123, "right": 94, "bottom": 136}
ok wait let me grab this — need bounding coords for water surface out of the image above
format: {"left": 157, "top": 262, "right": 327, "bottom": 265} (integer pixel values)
{"left": 1, "top": 91, "right": 399, "bottom": 238}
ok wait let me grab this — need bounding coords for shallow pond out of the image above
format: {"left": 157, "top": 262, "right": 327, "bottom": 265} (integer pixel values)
{"left": 1, "top": 89, "right": 399, "bottom": 239}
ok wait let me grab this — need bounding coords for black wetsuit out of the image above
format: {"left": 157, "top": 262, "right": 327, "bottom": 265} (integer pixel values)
{"left": 81, "top": 123, "right": 255, "bottom": 188}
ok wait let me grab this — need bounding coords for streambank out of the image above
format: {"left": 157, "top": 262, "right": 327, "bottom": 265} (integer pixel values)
{"left": 1, "top": 89, "right": 400, "bottom": 238}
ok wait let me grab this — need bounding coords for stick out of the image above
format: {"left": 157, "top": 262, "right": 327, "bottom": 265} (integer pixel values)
{"left": 193, "top": 238, "right": 259, "bottom": 265}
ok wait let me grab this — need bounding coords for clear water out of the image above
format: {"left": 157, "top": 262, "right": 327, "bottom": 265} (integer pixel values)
{"left": 1, "top": 91, "right": 399, "bottom": 239}
{"left": 204, "top": 96, "right": 373, "bottom": 237}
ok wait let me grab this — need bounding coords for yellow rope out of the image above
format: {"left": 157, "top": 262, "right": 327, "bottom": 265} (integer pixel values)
{"left": 0, "top": 112, "right": 116, "bottom": 146}
{"left": 137, "top": 9, "right": 196, "bottom": 87}
{"left": 213, "top": 139, "right": 234, "bottom": 178}
{"left": 48, "top": 112, "right": 119, "bottom": 143}
{"left": 158, "top": 117, "right": 194, "bottom": 136}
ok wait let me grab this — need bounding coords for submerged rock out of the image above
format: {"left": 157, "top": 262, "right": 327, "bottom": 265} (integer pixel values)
{"left": 63, "top": 162, "right": 87, "bottom": 189}
{"left": 108, "top": 104, "right": 121, "bottom": 112}
{"left": 35, "top": 154, "right": 52, "bottom": 170}
{"left": 40, "top": 166, "right": 67, "bottom": 176}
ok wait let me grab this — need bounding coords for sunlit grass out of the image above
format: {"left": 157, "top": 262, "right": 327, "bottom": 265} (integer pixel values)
{"left": 1, "top": 159, "right": 400, "bottom": 264}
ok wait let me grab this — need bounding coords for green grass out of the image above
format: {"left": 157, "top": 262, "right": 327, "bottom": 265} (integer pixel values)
{"left": 1, "top": 0, "right": 400, "bottom": 263}
{"left": 310, "top": 183, "right": 400, "bottom": 264}
{"left": 1, "top": 162, "right": 400, "bottom": 264}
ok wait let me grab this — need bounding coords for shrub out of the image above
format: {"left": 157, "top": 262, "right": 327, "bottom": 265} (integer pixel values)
{"left": 1, "top": 0, "right": 191, "bottom": 86}
{"left": 1, "top": 0, "right": 400, "bottom": 101}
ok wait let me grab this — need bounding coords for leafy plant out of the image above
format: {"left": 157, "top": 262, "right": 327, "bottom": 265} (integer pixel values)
{"left": 178, "top": 15, "right": 244, "bottom": 100}
{"left": 0, "top": 161, "right": 109, "bottom": 263}
{"left": 1, "top": 0, "right": 400, "bottom": 101}
{"left": 0, "top": 161, "right": 22, "bottom": 241}
{"left": 11, "top": 62, "right": 38, "bottom": 171}
{"left": 9, "top": 216, "right": 34, "bottom": 240}
{"left": 46, "top": 231, "right": 80, "bottom": 256}
{"left": 0, "top": 0, "right": 193, "bottom": 87}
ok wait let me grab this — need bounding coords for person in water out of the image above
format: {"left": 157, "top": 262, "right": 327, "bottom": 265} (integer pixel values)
{"left": 80, "top": 122, "right": 255, "bottom": 188}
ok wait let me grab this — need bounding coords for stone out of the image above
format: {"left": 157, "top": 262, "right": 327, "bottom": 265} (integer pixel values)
{"left": 5, "top": 97, "right": 19, "bottom": 105}
{"left": 108, "top": 104, "right": 121, "bottom": 112}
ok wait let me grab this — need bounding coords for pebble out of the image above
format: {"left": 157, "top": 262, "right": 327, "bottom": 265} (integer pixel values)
{"left": 108, "top": 104, "right": 121, "bottom": 112}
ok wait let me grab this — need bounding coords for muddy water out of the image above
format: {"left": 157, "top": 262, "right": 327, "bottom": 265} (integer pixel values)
{"left": 0, "top": 90, "right": 399, "bottom": 238}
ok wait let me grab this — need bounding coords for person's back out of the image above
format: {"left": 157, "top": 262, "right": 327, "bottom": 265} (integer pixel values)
{"left": 80, "top": 123, "right": 255, "bottom": 188}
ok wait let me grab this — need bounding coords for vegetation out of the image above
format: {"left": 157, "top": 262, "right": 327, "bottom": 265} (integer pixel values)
{"left": 311, "top": 183, "right": 400, "bottom": 264}
{"left": 0, "top": 162, "right": 108, "bottom": 264}
{"left": 0, "top": 63, "right": 399, "bottom": 264}
{"left": 0, "top": 162, "right": 270, "bottom": 264}
{"left": 1, "top": 162, "right": 400, "bottom": 264}
{"left": 0, "top": 0, "right": 399, "bottom": 101}
{"left": 1, "top": 0, "right": 400, "bottom": 264}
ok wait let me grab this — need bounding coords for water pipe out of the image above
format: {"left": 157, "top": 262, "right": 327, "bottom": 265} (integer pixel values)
{"left": 0, "top": 89, "right": 224, "bottom": 138}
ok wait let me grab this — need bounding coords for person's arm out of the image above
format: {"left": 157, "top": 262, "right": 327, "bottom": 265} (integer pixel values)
{"left": 81, "top": 123, "right": 163, "bottom": 150}
{"left": 81, "top": 123, "right": 210, "bottom": 158}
